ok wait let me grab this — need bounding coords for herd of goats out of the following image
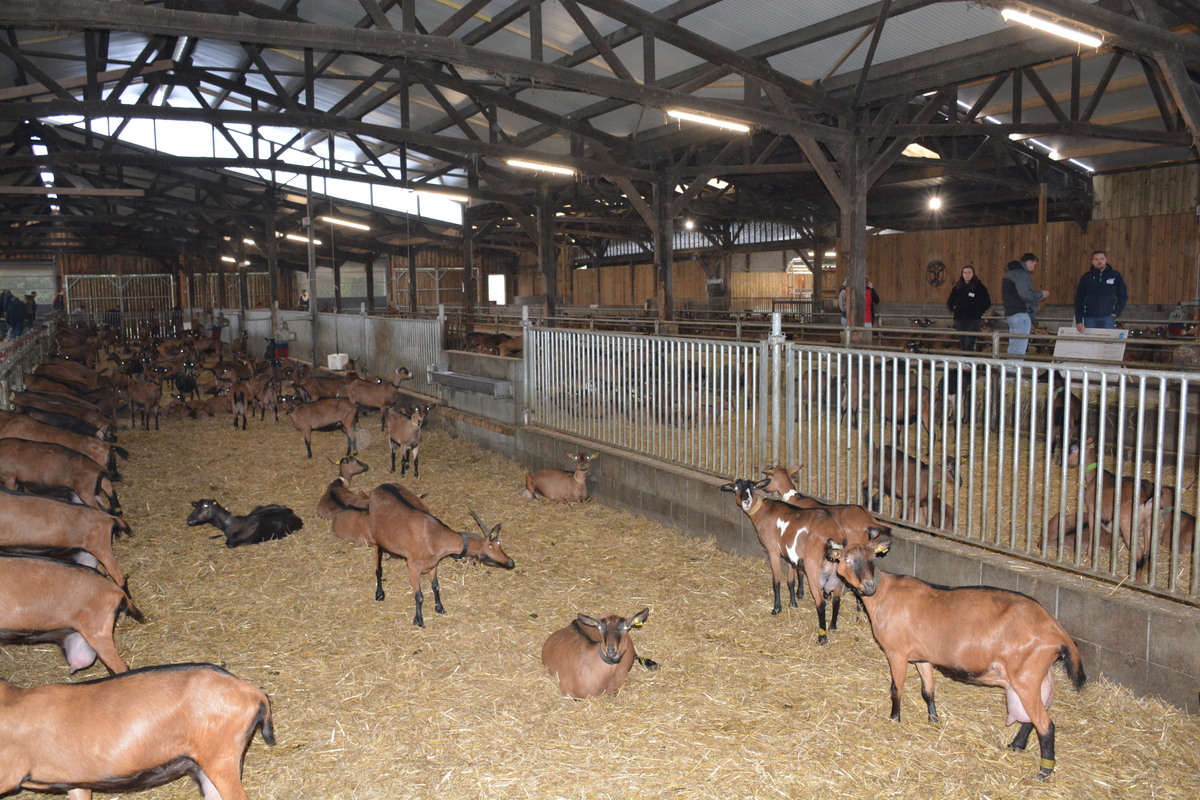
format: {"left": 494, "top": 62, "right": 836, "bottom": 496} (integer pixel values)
{"left": 0, "top": 320, "right": 1094, "bottom": 797}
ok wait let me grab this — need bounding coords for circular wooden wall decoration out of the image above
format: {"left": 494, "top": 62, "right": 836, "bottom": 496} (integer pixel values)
{"left": 926, "top": 260, "right": 947, "bottom": 287}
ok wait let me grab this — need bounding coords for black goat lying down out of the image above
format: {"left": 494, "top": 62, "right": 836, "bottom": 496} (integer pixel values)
{"left": 187, "top": 499, "right": 303, "bottom": 548}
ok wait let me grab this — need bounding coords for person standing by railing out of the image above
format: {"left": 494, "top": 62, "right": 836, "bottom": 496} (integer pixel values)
{"left": 946, "top": 265, "right": 991, "bottom": 352}
{"left": 1074, "top": 249, "right": 1127, "bottom": 332}
{"left": 1002, "top": 252, "right": 1049, "bottom": 356}
{"left": 838, "top": 279, "right": 880, "bottom": 327}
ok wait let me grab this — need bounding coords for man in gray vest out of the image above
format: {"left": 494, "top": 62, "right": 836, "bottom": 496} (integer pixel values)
{"left": 1001, "top": 252, "right": 1050, "bottom": 356}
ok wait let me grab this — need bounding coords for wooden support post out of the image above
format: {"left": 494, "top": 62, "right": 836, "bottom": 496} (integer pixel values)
{"left": 538, "top": 187, "right": 557, "bottom": 318}
{"left": 654, "top": 176, "right": 674, "bottom": 320}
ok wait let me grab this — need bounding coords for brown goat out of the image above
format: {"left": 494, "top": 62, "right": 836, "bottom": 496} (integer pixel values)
{"left": 0, "top": 489, "right": 130, "bottom": 589}
{"left": 1044, "top": 438, "right": 1174, "bottom": 579}
{"left": 523, "top": 451, "right": 597, "bottom": 503}
{"left": 283, "top": 396, "right": 358, "bottom": 458}
{"left": 541, "top": 608, "right": 654, "bottom": 698}
{"left": 0, "top": 410, "right": 128, "bottom": 474}
{"left": 347, "top": 367, "right": 413, "bottom": 429}
{"left": 0, "top": 553, "right": 143, "bottom": 674}
{"left": 0, "top": 438, "right": 120, "bottom": 513}
{"left": 862, "top": 445, "right": 959, "bottom": 518}
{"left": 316, "top": 455, "right": 371, "bottom": 521}
{"left": 722, "top": 477, "right": 889, "bottom": 644}
{"left": 126, "top": 373, "right": 162, "bottom": 431}
{"left": 0, "top": 663, "right": 273, "bottom": 799}
{"left": 367, "top": 485, "right": 513, "bottom": 626}
{"left": 384, "top": 403, "right": 430, "bottom": 476}
{"left": 826, "top": 536, "right": 1085, "bottom": 778}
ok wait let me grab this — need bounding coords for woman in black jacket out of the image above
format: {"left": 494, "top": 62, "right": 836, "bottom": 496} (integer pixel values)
{"left": 946, "top": 265, "right": 992, "bottom": 351}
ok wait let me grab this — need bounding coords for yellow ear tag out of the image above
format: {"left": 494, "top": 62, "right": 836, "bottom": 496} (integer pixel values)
{"left": 876, "top": 546, "right": 890, "bottom": 555}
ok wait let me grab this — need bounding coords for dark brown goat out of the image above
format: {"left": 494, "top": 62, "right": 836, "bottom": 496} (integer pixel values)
{"left": 542, "top": 608, "right": 654, "bottom": 698}
{"left": 384, "top": 403, "right": 430, "bottom": 475}
{"left": 0, "top": 489, "right": 130, "bottom": 589}
{"left": 0, "top": 663, "right": 273, "bottom": 799}
{"left": 187, "top": 499, "right": 303, "bottom": 548}
{"left": 11, "top": 391, "right": 116, "bottom": 440}
{"left": 367, "top": 485, "right": 513, "bottom": 626}
{"left": 862, "top": 445, "right": 959, "bottom": 519}
{"left": 523, "top": 451, "right": 597, "bottom": 503}
{"left": 826, "top": 536, "right": 1086, "bottom": 778}
{"left": 0, "top": 438, "right": 120, "bottom": 513}
{"left": 283, "top": 396, "right": 358, "bottom": 458}
{"left": 0, "top": 553, "right": 143, "bottom": 674}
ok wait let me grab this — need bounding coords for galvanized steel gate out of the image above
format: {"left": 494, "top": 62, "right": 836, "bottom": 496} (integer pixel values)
{"left": 524, "top": 323, "right": 1200, "bottom": 605}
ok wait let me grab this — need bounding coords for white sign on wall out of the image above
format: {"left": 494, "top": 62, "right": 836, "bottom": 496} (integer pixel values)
{"left": 1052, "top": 326, "right": 1128, "bottom": 361}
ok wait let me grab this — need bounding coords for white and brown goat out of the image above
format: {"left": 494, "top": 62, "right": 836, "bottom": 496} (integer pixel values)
{"left": 541, "top": 608, "right": 656, "bottom": 698}
{"left": 0, "top": 662, "right": 273, "bottom": 799}
{"left": 523, "top": 451, "right": 597, "bottom": 503}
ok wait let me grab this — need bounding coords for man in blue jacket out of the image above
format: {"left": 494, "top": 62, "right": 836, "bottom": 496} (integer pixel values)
{"left": 1074, "top": 250, "right": 1128, "bottom": 332}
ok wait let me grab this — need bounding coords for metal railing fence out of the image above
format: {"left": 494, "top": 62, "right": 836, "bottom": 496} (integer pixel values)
{"left": 525, "top": 326, "right": 767, "bottom": 479}
{"left": 0, "top": 321, "right": 57, "bottom": 409}
{"left": 524, "top": 321, "right": 1200, "bottom": 605}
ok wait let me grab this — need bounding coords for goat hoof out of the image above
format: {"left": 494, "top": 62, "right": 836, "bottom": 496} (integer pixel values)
{"left": 374, "top": 590, "right": 385, "bottom": 601}
{"left": 817, "top": 634, "right": 828, "bottom": 645}
{"left": 770, "top": 607, "right": 781, "bottom": 616}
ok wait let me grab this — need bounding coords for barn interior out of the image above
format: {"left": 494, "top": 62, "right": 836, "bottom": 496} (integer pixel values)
{"left": 1, "top": 3, "right": 1200, "bottom": 798}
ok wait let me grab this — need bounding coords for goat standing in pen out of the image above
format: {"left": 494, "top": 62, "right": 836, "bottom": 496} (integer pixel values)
{"left": 384, "top": 403, "right": 430, "bottom": 476}
{"left": 0, "top": 553, "right": 143, "bottom": 674}
{"left": 542, "top": 608, "right": 656, "bottom": 698}
{"left": 187, "top": 499, "right": 303, "bottom": 548}
{"left": 367, "top": 485, "right": 513, "bottom": 627}
{"left": 523, "top": 451, "right": 597, "bottom": 503}
{"left": 825, "top": 536, "right": 1086, "bottom": 778}
{"left": 282, "top": 395, "right": 358, "bottom": 458}
{"left": 721, "top": 476, "right": 886, "bottom": 644}
{"left": 0, "top": 662, "right": 273, "bottom": 800}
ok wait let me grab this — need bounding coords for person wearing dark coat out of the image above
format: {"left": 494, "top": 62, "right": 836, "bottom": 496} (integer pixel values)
{"left": 946, "top": 265, "right": 992, "bottom": 352}
{"left": 5, "top": 294, "right": 26, "bottom": 340}
{"left": 1074, "top": 249, "right": 1128, "bottom": 332}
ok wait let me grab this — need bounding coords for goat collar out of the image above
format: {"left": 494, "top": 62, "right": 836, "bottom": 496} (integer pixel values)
{"left": 597, "top": 643, "right": 621, "bottom": 666}
{"left": 454, "top": 532, "right": 470, "bottom": 560}
{"left": 746, "top": 496, "right": 763, "bottom": 515}
{"left": 1084, "top": 462, "right": 1099, "bottom": 474}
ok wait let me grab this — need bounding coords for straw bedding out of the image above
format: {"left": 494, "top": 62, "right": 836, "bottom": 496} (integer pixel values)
{"left": 2, "top": 411, "right": 1199, "bottom": 800}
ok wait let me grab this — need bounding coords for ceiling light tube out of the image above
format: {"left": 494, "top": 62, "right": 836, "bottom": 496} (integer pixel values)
{"left": 285, "top": 233, "right": 322, "bottom": 245}
{"left": 505, "top": 158, "right": 576, "bottom": 176}
{"left": 415, "top": 191, "right": 471, "bottom": 204}
{"left": 1000, "top": 8, "right": 1102, "bottom": 48}
{"left": 666, "top": 108, "right": 751, "bottom": 133}
{"left": 220, "top": 255, "right": 236, "bottom": 263}
{"left": 320, "top": 215, "right": 371, "bottom": 231}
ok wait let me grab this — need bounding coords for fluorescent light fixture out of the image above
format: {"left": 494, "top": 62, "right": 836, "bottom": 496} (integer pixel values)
{"left": 505, "top": 158, "right": 576, "bottom": 176}
{"left": 1000, "top": 8, "right": 1102, "bottom": 48}
{"left": 929, "top": 196, "right": 942, "bottom": 210}
{"left": 666, "top": 108, "right": 751, "bottom": 133}
{"left": 243, "top": 238, "right": 256, "bottom": 246}
{"left": 220, "top": 255, "right": 237, "bottom": 263}
{"left": 320, "top": 215, "right": 370, "bottom": 231}
{"left": 285, "top": 233, "right": 322, "bottom": 245}
{"left": 902, "top": 142, "right": 940, "bottom": 159}
{"left": 415, "top": 190, "right": 470, "bottom": 203}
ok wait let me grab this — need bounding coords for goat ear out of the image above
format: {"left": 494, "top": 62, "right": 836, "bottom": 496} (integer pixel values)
{"left": 577, "top": 614, "right": 601, "bottom": 630}
{"left": 788, "top": 465, "right": 802, "bottom": 477}
{"left": 630, "top": 608, "right": 650, "bottom": 627}
{"left": 718, "top": 482, "right": 736, "bottom": 493}
{"left": 874, "top": 538, "right": 892, "bottom": 556}
{"left": 824, "top": 539, "right": 845, "bottom": 562}
{"left": 754, "top": 477, "right": 771, "bottom": 491}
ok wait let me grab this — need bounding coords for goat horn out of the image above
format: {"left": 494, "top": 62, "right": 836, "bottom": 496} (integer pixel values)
{"left": 468, "top": 509, "right": 489, "bottom": 536}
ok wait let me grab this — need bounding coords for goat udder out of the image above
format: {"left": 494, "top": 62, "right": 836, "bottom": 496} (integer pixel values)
{"left": 62, "top": 631, "right": 99, "bottom": 672}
